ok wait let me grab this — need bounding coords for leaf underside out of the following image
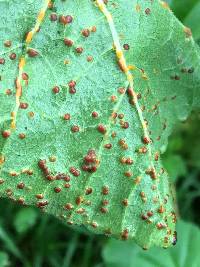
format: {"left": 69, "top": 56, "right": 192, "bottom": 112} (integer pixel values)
{"left": 0, "top": 0, "right": 200, "bottom": 248}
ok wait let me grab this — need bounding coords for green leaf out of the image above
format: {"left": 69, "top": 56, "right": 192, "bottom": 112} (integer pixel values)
{"left": 103, "top": 220, "right": 200, "bottom": 267}
{"left": 0, "top": 252, "right": 9, "bottom": 267}
{"left": 0, "top": 0, "right": 200, "bottom": 248}
{"left": 163, "top": 155, "right": 187, "bottom": 182}
{"left": 14, "top": 207, "right": 38, "bottom": 233}
{"left": 0, "top": 225, "right": 22, "bottom": 259}
{"left": 183, "top": 1, "right": 200, "bottom": 42}
{"left": 170, "top": 0, "right": 200, "bottom": 21}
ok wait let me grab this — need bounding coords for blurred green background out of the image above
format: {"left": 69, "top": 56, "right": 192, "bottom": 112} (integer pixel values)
{"left": 0, "top": 1, "right": 200, "bottom": 266}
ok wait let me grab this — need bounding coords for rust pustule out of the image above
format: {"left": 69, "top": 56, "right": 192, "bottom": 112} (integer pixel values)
{"left": 121, "top": 229, "right": 129, "bottom": 240}
{"left": 64, "top": 38, "right": 73, "bottom": 47}
{"left": 4, "top": 40, "right": 12, "bottom": 47}
{"left": 54, "top": 187, "right": 62, "bottom": 193}
{"left": 63, "top": 113, "right": 71, "bottom": 120}
{"left": 50, "top": 13, "right": 57, "bottom": 21}
{"left": 27, "top": 49, "right": 39, "bottom": 57}
{"left": 97, "top": 124, "right": 107, "bottom": 134}
{"left": 82, "top": 29, "right": 90, "bottom": 37}
{"left": 52, "top": 86, "right": 60, "bottom": 94}
{"left": 69, "top": 167, "right": 80, "bottom": 176}
{"left": 2, "top": 130, "right": 11, "bottom": 138}
{"left": 102, "top": 186, "right": 109, "bottom": 195}
{"left": 75, "top": 47, "right": 84, "bottom": 54}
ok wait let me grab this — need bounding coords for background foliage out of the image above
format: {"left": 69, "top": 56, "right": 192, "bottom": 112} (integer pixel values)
{"left": 0, "top": 0, "right": 200, "bottom": 266}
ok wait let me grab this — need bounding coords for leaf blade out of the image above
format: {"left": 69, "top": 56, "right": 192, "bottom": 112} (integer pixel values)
{"left": 0, "top": 0, "right": 200, "bottom": 248}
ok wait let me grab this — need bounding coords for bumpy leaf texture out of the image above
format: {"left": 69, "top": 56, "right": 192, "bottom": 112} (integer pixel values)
{"left": 0, "top": 0, "right": 200, "bottom": 248}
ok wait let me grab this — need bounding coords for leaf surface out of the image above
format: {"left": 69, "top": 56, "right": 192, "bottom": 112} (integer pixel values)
{"left": 0, "top": 0, "right": 200, "bottom": 248}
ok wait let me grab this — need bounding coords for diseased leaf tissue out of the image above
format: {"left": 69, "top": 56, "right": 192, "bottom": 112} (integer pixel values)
{"left": 0, "top": 0, "right": 200, "bottom": 249}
